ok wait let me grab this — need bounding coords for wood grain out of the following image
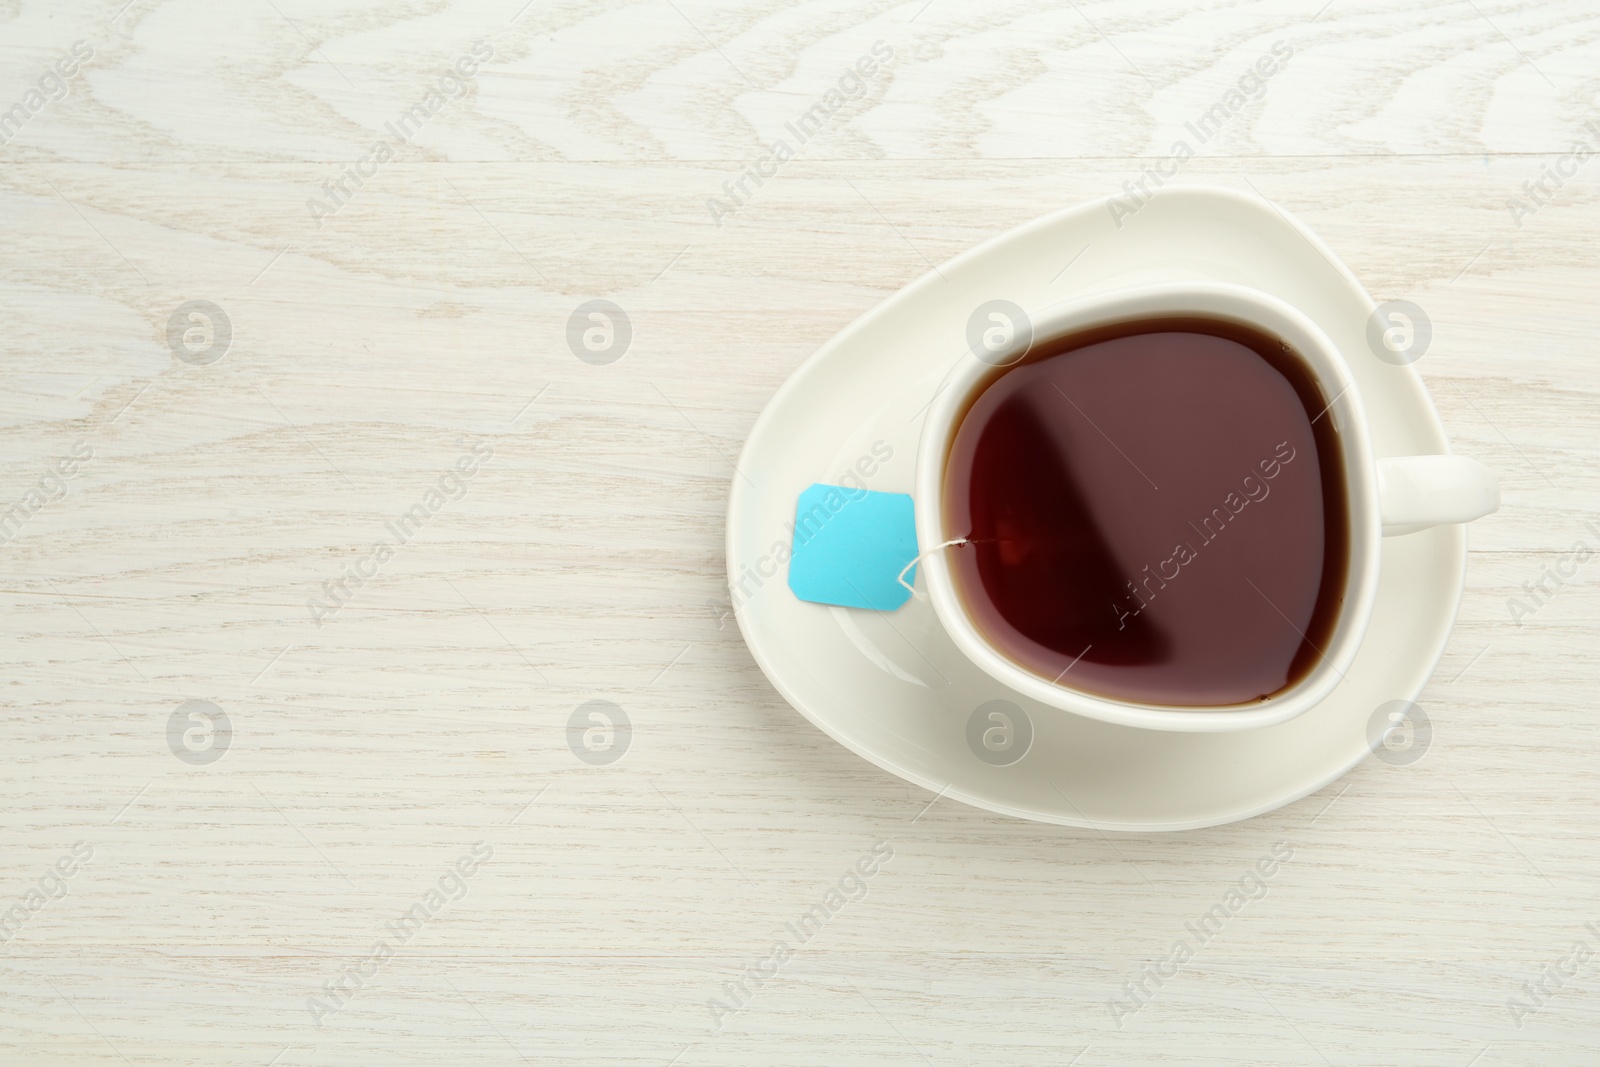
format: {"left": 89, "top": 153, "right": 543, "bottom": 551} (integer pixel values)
{"left": 2, "top": 1, "right": 1598, "bottom": 1063}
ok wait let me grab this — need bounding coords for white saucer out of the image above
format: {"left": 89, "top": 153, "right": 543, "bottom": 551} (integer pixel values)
{"left": 726, "top": 185, "right": 1466, "bottom": 831}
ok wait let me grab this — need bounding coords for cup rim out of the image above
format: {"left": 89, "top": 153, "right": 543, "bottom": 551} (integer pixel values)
{"left": 913, "top": 280, "right": 1382, "bottom": 733}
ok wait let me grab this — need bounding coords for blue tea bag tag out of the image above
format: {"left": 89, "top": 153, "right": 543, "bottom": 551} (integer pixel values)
{"left": 786, "top": 484, "right": 918, "bottom": 611}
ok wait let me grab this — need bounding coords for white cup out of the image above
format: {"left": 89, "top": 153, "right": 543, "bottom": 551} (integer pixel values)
{"left": 913, "top": 281, "right": 1499, "bottom": 733}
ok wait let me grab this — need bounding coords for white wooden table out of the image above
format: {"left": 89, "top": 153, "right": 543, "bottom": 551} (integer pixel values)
{"left": 3, "top": 2, "right": 1597, "bottom": 1063}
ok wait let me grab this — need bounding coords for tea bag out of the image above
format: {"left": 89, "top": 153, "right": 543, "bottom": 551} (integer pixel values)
{"left": 786, "top": 483, "right": 918, "bottom": 611}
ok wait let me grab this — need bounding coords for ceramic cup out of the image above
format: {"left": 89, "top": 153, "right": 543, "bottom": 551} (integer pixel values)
{"left": 912, "top": 281, "right": 1499, "bottom": 733}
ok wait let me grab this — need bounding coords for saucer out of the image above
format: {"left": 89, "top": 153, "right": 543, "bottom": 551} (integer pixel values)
{"left": 726, "top": 185, "right": 1466, "bottom": 831}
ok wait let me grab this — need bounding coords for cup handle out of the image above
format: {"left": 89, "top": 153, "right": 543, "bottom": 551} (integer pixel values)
{"left": 1377, "top": 455, "right": 1499, "bottom": 536}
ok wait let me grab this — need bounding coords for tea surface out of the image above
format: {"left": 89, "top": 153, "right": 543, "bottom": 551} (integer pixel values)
{"left": 943, "top": 319, "right": 1348, "bottom": 706}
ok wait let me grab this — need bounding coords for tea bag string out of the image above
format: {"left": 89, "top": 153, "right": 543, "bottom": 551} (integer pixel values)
{"left": 896, "top": 538, "right": 970, "bottom": 599}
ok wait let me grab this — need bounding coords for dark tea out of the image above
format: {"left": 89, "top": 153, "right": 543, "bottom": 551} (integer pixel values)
{"left": 942, "top": 318, "right": 1349, "bottom": 707}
